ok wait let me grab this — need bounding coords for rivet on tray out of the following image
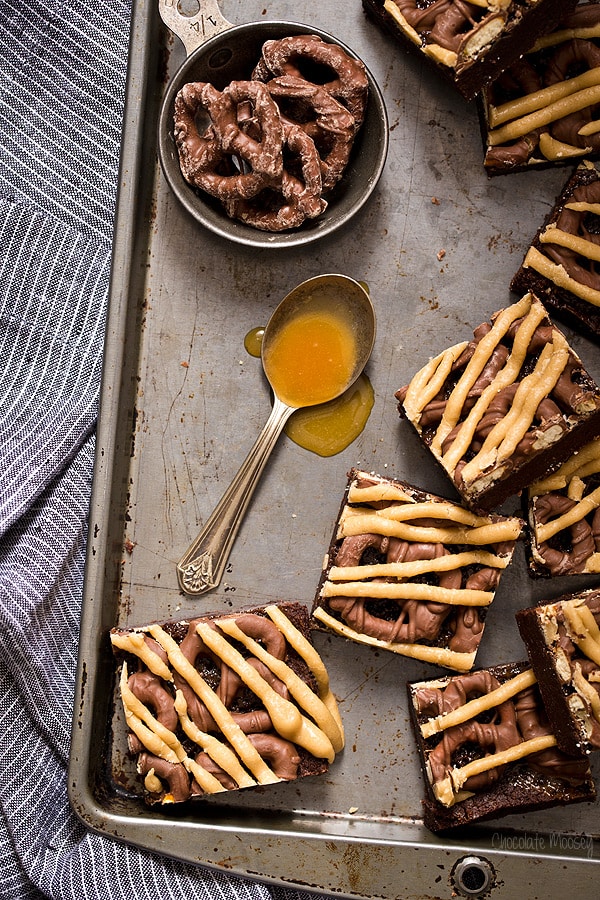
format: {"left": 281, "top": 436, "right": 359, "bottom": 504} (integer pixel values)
{"left": 451, "top": 854, "right": 495, "bottom": 897}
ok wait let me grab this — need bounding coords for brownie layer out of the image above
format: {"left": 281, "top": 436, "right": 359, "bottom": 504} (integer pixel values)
{"left": 362, "top": 0, "right": 574, "bottom": 100}
{"left": 480, "top": 3, "right": 600, "bottom": 175}
{"left": 110, "top": 601, "right": 344, "bottom": 805}
{"left": 312, "top": 468, "right": 522, "bottom": 672}
{"left": 408, "top": 661, "right": 595, "bottom": 833}
{"left": 512, "top": 160, "right": 600, "bottom": 339}
{"left": 517, "top": 589, "right": 600, "bottom": 754}
{"left": 524, "top": 437, "right": 600, "bottom": 577}
{"left": 396, "top": 293, "right": 600, "bottom": 511}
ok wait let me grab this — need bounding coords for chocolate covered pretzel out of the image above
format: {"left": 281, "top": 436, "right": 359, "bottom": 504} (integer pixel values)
{"left": 252, "top": 34, "right": 369, "bottom": 128}
{"left": 172, "top": 34, "right": 369, "bottom": 232}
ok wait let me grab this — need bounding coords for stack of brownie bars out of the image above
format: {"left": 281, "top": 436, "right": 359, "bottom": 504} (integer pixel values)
{"left": 312, "top": 1, "right": 600, "bottom": 832}
{"left": 112, "top": 1, "right": 600, "bottom": 836}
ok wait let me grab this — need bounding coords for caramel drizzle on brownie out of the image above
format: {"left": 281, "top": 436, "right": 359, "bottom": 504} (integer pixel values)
{"left": 411, "top": 667, "right": 586, "bottom": 808}
{"left": 529, "top": 439, "right": 600, "bottom": 575}
{"left": 530, "top": 21, "right": 600, "bottom": 54}
{"left": 563, "top": 599, "right": 600, "bottom": 667}
{"left": 531, "top": 439, "right": 600, "bottom": 495}
{"left": 112, "top": 607, "right": 343, "bottom": 800}
{"left": 317, "top": 471, "right": 520, "bottom": 671}
{"left": 535, "top": 485, "right": 600, "bottom": 543}
{"left": 487, "top": 71, "right": 600, "bottom": 142}
{"left": 523, "top": 174, "right": 600, "bottom": 308}
{"left": 312, "top": 607, "right": 476, "bottom": 671}
{"left": 418, "top": 668, "right": 537, "bottom": 738}
{"left": 484, "top": 7, "right": 600, "bottom": 166}
{"left": 401, "top": 295, "right": 586, "bottom": 492}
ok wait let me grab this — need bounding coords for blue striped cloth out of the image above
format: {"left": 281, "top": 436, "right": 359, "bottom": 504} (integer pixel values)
{"left": 0, "top": 3, "right": 327, "bottom": 898}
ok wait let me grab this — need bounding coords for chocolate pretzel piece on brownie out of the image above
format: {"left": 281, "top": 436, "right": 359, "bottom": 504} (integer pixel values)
{"left": 362, "top": 0, "right": 575, "bottom": 100}
{"left": 512, "top": 160, "right": 600, "bottom": 339}
{"left": 312, "top": 469, "right": 522, "bottom": 672}
{"left": 396, "top": 293, "right": 600, "bottom": 511}
{"left": 409, "top": 661, "right": 595, "bottom": 833}
{"left": 110, "top": 601, "right": 344, "bottom": 805}
{"left": 517, "top": 588, "right": 600, "bottom": 755}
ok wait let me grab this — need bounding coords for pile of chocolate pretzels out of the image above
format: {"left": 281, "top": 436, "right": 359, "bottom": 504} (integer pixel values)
{"left": 173, "top": 35, "right": 369, "bottom": 232}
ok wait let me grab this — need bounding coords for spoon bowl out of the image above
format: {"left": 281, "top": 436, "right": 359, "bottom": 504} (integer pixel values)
{"left": 176, "top": 274, "right": 376, "bottom": 595}
{"left": 262, "top": 274, "right": 376, "bottom": 408}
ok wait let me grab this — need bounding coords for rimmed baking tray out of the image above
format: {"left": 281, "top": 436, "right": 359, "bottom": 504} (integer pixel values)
{"left": 69, "top": 1, "right": 600, "bottom": 897}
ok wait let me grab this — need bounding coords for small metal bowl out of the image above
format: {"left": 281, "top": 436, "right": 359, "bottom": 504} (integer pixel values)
{"left": 157, "top": 14, "right": 389, "bottom": 249}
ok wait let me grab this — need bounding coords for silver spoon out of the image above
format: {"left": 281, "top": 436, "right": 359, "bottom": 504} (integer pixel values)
{"left": 176, "top": 273, "right": 376, "bottom": 595}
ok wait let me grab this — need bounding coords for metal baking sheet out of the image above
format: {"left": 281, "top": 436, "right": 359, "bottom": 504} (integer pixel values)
{"left": 68, "top": 1, "right": 600, "bottom": 897}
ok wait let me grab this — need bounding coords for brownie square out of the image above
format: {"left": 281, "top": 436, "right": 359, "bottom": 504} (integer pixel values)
{"left": 110, "top": 601, "right": 344, "bottom": 804}
{"left": 408, "top": 661, "right": 595, "bottom": 833}
{"left": 311, "top": 468, "right": 522, "bottom": 672}
{"left": 362, "top": 0, "right": 575, "bottom": 101}
{"left": 517, "top": 588, "right": 600, "bottom": 754}
{"left": 524, "top": 437, "right": 600, "bottom": 577}
{"left": 395, "top": 293, "right": 600, "bottom": 511}
{"left": 511, "top": 160, "right": 600, "bottom": 338}
{"left": 480, "top": 3, "right": 600, "bottom": 175}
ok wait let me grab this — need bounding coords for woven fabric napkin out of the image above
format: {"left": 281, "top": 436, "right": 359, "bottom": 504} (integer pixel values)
{"left": 0, "top": 3, "right": 329, "bottom": 898}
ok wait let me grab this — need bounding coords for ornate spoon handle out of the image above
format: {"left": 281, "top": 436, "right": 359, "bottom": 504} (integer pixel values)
{"left": 177, "top": 395, "right": 295, "bottom": 595}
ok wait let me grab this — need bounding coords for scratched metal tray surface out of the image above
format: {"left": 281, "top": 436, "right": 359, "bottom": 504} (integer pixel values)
{"left": 69, "top": 1, "right": 600, "bottom": 897}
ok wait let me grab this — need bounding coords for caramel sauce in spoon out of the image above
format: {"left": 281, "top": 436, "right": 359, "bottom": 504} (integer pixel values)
{"left": 244, "top": 316, "right": 374, "bottom": 457}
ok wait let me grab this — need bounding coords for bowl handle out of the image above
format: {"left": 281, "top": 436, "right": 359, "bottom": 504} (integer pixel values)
{"left": 158, "top": 0, "right": 233, "bottom": 56}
